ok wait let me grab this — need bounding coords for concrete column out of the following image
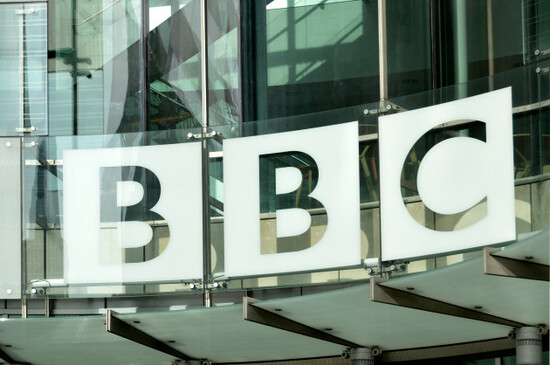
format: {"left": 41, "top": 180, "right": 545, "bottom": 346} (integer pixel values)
{"left": 516, "top": 327, "right": 543, "bottom": 365}
{"left": 350, "top": 347, "right": 374, "bottom": 365}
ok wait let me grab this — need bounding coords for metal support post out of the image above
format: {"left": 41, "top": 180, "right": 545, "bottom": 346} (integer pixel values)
{"left": 21, "top": 298, "right": 27, "bottom": 319}
{"left": 45, "top": 298, "right": 51, "bottom": 318}
{"left": 516, "top": 327, "right": 543, "bottom": 365}
{"left": 351, "top": 348, "right": 375, "bottom": 365}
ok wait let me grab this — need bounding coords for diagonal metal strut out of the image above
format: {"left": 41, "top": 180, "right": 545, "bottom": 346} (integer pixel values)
{"left": 243, "top": 296, "right": 360, "bottom": 348}
{"left": 370, "top": 277, "right": 524, "bottom": 328}
{"left": 484, "top": 247, "right": 549, "bottom": 281}
{"left": 0, "top": 346, "right": 27, "bottom": 365}
{"left": 106, "top": 310, "right": 193, "bottom": 361}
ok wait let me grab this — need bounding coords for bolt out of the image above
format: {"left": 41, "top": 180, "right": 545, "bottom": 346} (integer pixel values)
{"left": 6, "top": 289, "right": 11, "bottom": 295}
{"left": 535, "top": 49, "right": 541, "bottom": 56}
{"left": 363, "top": 109, "right": 369, "bottom": 115}
{"left": 5, "top": 142, "right": 11, "bottom": 148}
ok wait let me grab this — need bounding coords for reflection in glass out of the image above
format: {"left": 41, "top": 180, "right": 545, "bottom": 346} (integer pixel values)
{"left": 386, "top": 0, "right": 431, "bottom": 98}
{"left": 49, "top": 0, "right": 143, "bottom": 135}
{"left": 208, "top": 0, "right": 240, "bottom": 126}
{"left": 147, "top": 0, "right": 202, "bottom": 130}
{"left": 243, "top": 0, "right": 379, "bottom": 121}
{"left": 523, "top": 0, "right": 550, "bottom": 64}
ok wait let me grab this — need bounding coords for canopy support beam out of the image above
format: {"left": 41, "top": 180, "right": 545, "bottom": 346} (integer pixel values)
{"left": 243, "top": 296, "right": 360, "bottom": 348}
{"left": 381, "top": 337, "right": 515, "bottom": 363}
{"left": 370, "top": 277, "right": 524, "bottom": 327}
{"left": 106, "top": 309, "right": 194, "bottom": 361}
{"left": 484, "top": 247, "right": 549, "bottom": 281}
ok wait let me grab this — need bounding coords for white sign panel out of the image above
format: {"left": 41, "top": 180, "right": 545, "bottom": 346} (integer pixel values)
{"left": 379, "top": 87, "right": 516, "bottom": 261}
{"left": 63, "top": 143, "right": 203, "bottom": 284}
{"left": 224, "top": 122, "right": 361, "bottom": 277}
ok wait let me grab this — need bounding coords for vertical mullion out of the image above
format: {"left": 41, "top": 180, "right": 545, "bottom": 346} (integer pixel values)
{"left": 201, "top": 0, "right": 209, "bottom": 130}
{"left": 19, "top": 7, "right": 25, "bottom": 131}
{"left": 200, "top": 0, "right": 212, "bottom": 307}
{"left": 378, "top": 0, "right": 388, "bottom": 101}
{"left": 141, "top": 0, "right": 149, "bottom": 132}
{"left": 430, "top": 0, "right": 441, "bottom": 91}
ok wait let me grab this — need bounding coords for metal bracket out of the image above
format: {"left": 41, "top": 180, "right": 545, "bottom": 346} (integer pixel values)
{"left": 15, "top": 126, "right": 36, "bottom": 133}
{"left": 370, "top": 277, "right": 524, "bottom": 327}
{"left": 23, "top": 141, "right": 38, "bottom": 148}
{"left": 186, "top": 130, "right": 223, "bottom": 144}
{"left": 106, "top": 310, "right": 193, "bottom": 361}
{"left": 534, "top": 49, "right": 550, "bottom": 57}
{"left": 243, "top": 296, "right": 360, "bottom": 348}
{"left": 15, "top": 8, "right": 37, "bottom": 15}
{"left": 363, "top": 101, "right": 405, "bottom": 116}
{"left": 483, "top": 247, "right": 549, "bottom": 281}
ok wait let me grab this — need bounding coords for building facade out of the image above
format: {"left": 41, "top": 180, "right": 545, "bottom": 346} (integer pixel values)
{"left": 0, "top": 0, "right": 548, "bottom": 364}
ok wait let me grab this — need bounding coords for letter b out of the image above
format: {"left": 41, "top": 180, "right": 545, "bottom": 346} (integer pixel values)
{"left": 259, "top": 151, "right": 326, "bottom": 252}
{"left": 224, "top": 122, "right": 361, "bottom": 277}
{"left": 63, "top": 143, "right": 203, "bottom": 284}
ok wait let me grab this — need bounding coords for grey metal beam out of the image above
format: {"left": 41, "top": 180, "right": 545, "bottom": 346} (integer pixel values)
{"left": 105, "top": 310, "right": 193, "bottom": 361}
{"left": 370, "top": 277, "right": 524, "bottom": 327}
{"left": 243, "top": 296, "right": 360, "bottom": 348}
{"left": 484, "top": 247, "right": 549, "bottom": 281}
{"left": 380, "top": 337, "right": 516, "bottom": 363}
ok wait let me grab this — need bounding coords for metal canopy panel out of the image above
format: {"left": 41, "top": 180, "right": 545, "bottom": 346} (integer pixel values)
{"left": 491, "top": 229, "right": 550, "bottom": 265}
{"left": 118, "top": 304, "right": 344, "bottom": 363}
{"left": 382, "top": 254, "right": 549, "bottom": 326}
{"left": 0, "top": 316, "right": 175, "bottom": 365}
{"left": 254, "top": 284, "right": 510, "bottom": 350}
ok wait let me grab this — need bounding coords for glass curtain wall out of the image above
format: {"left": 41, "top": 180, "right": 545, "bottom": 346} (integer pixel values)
{"left": 48, "top": 0, "right": 143, "bottom": 135}
{"left": 19, "top": 0, "right": 550, "bottom": 296}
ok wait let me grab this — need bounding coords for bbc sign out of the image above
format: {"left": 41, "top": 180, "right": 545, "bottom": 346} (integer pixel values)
{"left": 63, "top": 88, "right": 515, "bottom": 284}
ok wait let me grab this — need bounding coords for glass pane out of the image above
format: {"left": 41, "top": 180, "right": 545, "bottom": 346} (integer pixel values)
{"left": 0, "top": 3, "right": 47, "bottom": 136}
{"left": 208, "top": 0, "right": 240, "bottom": 126}
{"left": 387, "top": 0, "right": 432, "bottom": 98}
{"left": 524, "top": 0, "right": 550, "bottom": 63}
{"left": 23, "top": 128, "right": 203, "bottom": 298}
{"left": 48, "top": 0, "right": 143, "bottom": 135}
{"left": 437, "top": 0, "right": 523, "bottom": 87}
{"left": 0, "top": 138, "right": 22, "bottom": 299}
{"left": 210, "top": 66, "right": 548, "bottom": 290}
{"left": 243, "top": 0, "right": 379, "bottom": 121}
{"left": 147, "top": 0, "right": 202, "bottom": 130}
